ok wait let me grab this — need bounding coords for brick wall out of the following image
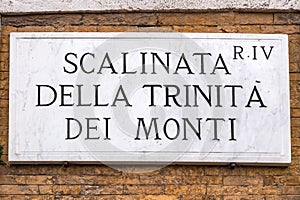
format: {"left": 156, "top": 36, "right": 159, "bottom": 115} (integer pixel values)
{"left": 0, "top": 12, "right": 299, "bottom": 199}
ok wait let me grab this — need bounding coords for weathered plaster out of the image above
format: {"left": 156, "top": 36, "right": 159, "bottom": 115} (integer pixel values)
{"left": 0, "top": 0, "right": 299, "bottom": 14}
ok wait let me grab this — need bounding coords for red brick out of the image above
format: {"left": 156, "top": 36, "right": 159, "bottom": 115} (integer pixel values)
{"left": 165, "top": 185, "right": 206, "bottom": 195}
{"left": 274, "top": 13, "right": 300, "bottom": 24}
{"left": 25, "top": 175, "right": 54, "bottom": 184}
{"left": 224, "top": 176, "right": 263, "bottom": 186}
{"left": 266, "top": 195, "right": 300, "bottom": 200}
{"left": 39, "top": 185, "right": 82, "bottom": 195}
{"left": 124, "top": 185, "right": 164, "bottom": 195}
{"left": 157, "top": 13, "right": 235, "bottom": 26}
{"left": 82, "top": 13, "right": 157, "bottom": 26}
{"left": 2, "top": 14, "right": 82, "bottom": 26}
{"left": 162, "top": 166, "right": 204, "bottom": 176}
{"left": 182, "top": 175, "right": 222, "bottom": 185}
{"left": 0, "top": 185, "right": 39, "bottom": 195}
{"left": 0, "top": 175, "right": 26, "bottom": 184}
{"left": 292, "top": 138, "right": 300, "bottom": 147}
{"left": 82, "top": 185, "right": 123, "bottom": 195}
{"left": 291, "top": 118, "right": 300, "bottom": 127}
{"left": 139, "top": 175, "right": 165, "bottom": 184}
{"left": 282, "top": 186, "right": 300, "bottom": 195}
{"left": 223, "top": 196, "right": 264, "bottom": 200}
{"left": 183, "top": 195, "right": 222, "bottom": 200}
{"left": 235, "top": 13, "right": 273, "bottom": 25}
{"left": 207, "top": 185, "right": 247, "bottom": 195}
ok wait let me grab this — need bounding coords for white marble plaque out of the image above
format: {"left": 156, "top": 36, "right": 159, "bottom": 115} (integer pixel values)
{"left": 9, "top": 32, "right": 290, "bottom": 165}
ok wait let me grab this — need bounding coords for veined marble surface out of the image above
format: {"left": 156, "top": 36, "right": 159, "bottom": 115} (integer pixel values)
{"left": 9, "top": 32, "right": 290, "bottom": 165}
